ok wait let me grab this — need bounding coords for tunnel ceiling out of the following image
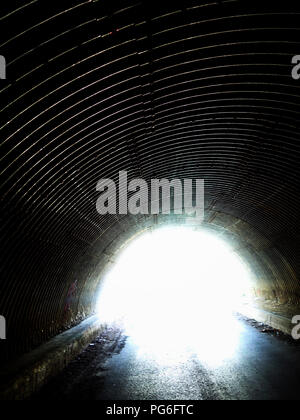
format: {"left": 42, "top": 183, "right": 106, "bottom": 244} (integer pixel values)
{"left": 1, "top": 0, "right": 300, "bottom": 360}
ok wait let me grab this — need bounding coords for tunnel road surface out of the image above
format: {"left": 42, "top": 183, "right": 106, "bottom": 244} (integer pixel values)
{"left": 34, "top": 316, "right": 300, "bottom": 400}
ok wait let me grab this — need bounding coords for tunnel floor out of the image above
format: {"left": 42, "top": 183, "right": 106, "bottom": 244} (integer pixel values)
{"left": 33, "top": 316, "right": 300, "bottom": 401}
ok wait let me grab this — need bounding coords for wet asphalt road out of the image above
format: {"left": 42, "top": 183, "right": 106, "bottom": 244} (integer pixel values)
{"left": 35, "top": 316, "right": 300, "bottom": 400}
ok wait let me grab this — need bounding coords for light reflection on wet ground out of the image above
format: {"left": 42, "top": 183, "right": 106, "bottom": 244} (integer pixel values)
{"left": 35, "top": 315, "right": 300, "bottom": 400}
{"left": 127, "top": 311, "right": 243, "bottom": 368}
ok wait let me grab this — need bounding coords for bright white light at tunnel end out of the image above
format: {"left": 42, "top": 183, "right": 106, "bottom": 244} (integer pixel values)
{"left": 96, "top": 225, "right": 254, "bottom": 366}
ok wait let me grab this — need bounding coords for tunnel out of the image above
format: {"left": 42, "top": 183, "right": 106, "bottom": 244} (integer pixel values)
{"left": 1, "top": 0, "right": 300, "bottom": 401}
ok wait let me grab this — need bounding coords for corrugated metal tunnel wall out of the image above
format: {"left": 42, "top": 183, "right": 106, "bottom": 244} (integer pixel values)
{"left": 0, "top": 0, "right": 300, "bottom": 363}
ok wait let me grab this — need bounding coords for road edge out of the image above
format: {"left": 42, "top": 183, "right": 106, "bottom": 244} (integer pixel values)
{"left": 238, "top": 306, "right": 292, "bottom": 336}
{"left": 0, "top": 315, "right": 104, "bottom": 400}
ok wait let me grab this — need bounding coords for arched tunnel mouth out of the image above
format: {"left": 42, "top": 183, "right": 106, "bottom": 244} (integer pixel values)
{"left": 0, "top": 0, "right": 300, "bottom": 401}
{"left": 95, "top": 225, "right": 254, "bottom": 366}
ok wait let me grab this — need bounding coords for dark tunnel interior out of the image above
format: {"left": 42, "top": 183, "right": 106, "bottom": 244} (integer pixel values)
{"left": 1, "top": 0, "right": 300, "bottom": 400}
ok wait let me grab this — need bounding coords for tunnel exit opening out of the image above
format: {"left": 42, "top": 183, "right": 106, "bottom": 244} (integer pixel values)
{"left": 96, "top": 226, "right": 254, "bottom": 365}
